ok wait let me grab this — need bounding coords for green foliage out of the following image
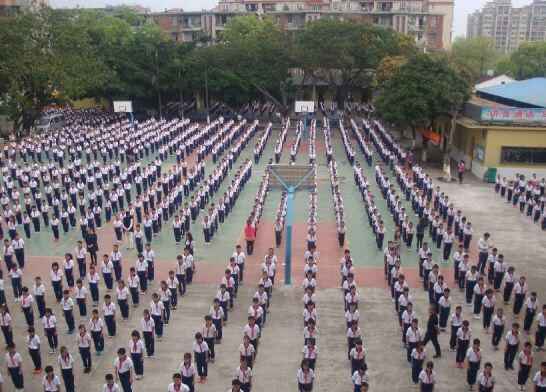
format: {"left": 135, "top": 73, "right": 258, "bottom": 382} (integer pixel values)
{"left": 449, "top": 37, "right": 500, "bottom": 83}
{"left": 296, "top": 19, "right": 417, "bottom": 104}
{"left": 375, "top": 54, "right": 471, "bottom": 132}
{"left": 497, "top": 41, "right": 546, "bottom": 80}
{"left": 0, "top": 9, "right": 108, "bottom": 130}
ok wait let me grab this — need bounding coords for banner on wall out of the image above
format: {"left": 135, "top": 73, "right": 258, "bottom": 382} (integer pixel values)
{"left": 481, "top": 107, "right": 546, "bottom": 124}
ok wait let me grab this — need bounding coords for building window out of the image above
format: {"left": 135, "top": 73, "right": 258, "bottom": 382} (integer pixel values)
{"left": 500, "top": 147, "right": 546, "bottom": 165}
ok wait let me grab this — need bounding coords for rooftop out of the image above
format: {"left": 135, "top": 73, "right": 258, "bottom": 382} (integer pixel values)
{"left": 476, "top": 77, "right": 546, "bottom": 109}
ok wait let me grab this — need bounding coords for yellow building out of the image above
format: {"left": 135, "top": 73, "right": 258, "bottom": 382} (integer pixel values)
{"left": 451, "top": 78, "right": 546, "bottom": 179}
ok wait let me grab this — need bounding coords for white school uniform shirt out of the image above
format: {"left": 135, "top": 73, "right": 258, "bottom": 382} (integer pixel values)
{"left": 114, "top": 356, "right": 134, "bottom": 374}
{"left": 193, "top": 341, "right": 209, "bottom": 353}
{"left": 477, "top": 372, "right": 495, "bottom": 388}
{"left": 349, "top": 346, "right": 365, "bottom": 360}
{"left": 167, "top": 383, "right": 190, "bottom": 392}
{"left": 243, "top": 324, "right": 260, "bottom": 340}
{"left": 58, "top": 353, "right": 74, "bottom": 369}
{"left": 347, "top": 326, "right": 362, "bottom": 339}
{"left": 457, "top": 326, "right": 472, "bottom": 341}
{"left": 297, "top": 368, "right": 315, "bottom": 384}
{"left": 88, "top": 317, "right": 104, "bottom": 332}
{"left": 352, "top": 370, "right": 369, "bottom": 386}
{"left": 402, "top": 310, "right": 416, "bottom": 325}
{"left": 239, "top": 343, "right": 255, "bottom": 358}
{"left": 43, "top": 375, "right": 62, "bottom": 391}
{"left": 406, "top": 327, "right": 423, "bottom": 343}
{"left": 201, "top": 324, "right": 217, "bottom": 339}
{"left": 209, "top": 306, "right": 225, "bottom": 321}
{"left": 5, "top": 352, "right": 22, "bottom": 368}
{"left": 128, "top": 274, "right": 140, "bottom": 289}
{"left": 411, "top": 348, "right": 426, "bottom": 361}
{"left": 27, "top": 334, "right": 40, "bottom": 349}
{"left": 234, "top": 366, "right": 253, "bottom": 384}
{"left": 103, "top": 302, "right": 116, "bottom": 316}
{"left": 61, "top": 297, "right": 74, "bottom": 311}
{"left": 75, "top": 286, "right": 88, "bottom": 299}
{"left": 450, "top": 313, "right": 463, "bottom": 327}
{"left": 141, "top": 317, "right": 155, "bottom": 332}
{"left": 518, "top": 350, "right": 533, "bottom": 366}
{"left": 179, "top": 363, "right": 196, "bottom": 378}
{"left": 419, "top": 370, "right": 436, "bottom": 385}
{"left": 116, "top": 286, "right": 129, "bottom": 301}
{"left": 50, "top": 269, "right": 63, "bottom": 282}
{"left": 506, "top": 330, "right": 520, "bottom": 345}
{"left": 42, "top": 314, "right": 57, "bottom": 329}
{"left": 77, "top": 331, "right": 92, "bottom": 348}
{"left": 129, "top": 339, "right": 145, "bottom": 354}
{"left": 33, "top": 283, "right": 45, "bottom": 297}
{"left": 482, "top": 295, "right": 496, "bottom": 308}
{"left": 303, "top": 345, "right": 318, "bottom": 359}
{"left": 533, "top": 371, "right": 546, "bottom": 387}
{"left": 233, "top": 251, "right": 246, "bottom": 266}
{"left": 20, "top": 294, "right": 34, "bottom": 308}
{"left": 150, "top": 301, "right": 164, "bottom": 316}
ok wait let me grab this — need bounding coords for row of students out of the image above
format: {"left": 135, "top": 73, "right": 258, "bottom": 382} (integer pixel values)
{"left": 253, "top": 123, "right": 272, "bottom": 164}
{"left": 273, "top": 119, "right": 290, "bottom": 164}
{"left": 494, "top": 174, "right": 546, "bottom": 228}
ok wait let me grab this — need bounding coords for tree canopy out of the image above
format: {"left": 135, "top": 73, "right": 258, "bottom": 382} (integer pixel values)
{"left": 375, "top": 54, "right": 471, "bottom": 134}
{"left": 296, "top": 19, "right": 417, "bottom": 104}
{"left": 496, "top": 41, "right": 546, "bottom": 79}
{"left": 449, "top": 37, "right": 500, "bottom": 83}
{"left": 0, "top": 9, "right": 107, "bottom": 130}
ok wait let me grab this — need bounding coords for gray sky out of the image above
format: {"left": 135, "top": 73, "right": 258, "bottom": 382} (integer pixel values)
{"left": 51, "top": 0, "right": 534, "bottom": 38}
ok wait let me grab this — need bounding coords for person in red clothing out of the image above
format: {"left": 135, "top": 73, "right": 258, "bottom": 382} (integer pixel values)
{"left": 457, "top": 160, "right": 465, "bottom": 185}
{"left": 244, "top": 219, "right": 256, "bottom": 256}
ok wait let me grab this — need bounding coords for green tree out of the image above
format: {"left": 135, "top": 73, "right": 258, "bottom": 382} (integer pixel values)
{"left": 0, "top": 8, "right": 106, "bottom": 130}
{"left": 375, "top": 54, "right": 471, "bottom": 151}
{"left": 0, "top": 9, "right": 107, "bottom": 131}
{"left": 449, "top": 37, "right": 500, "bottom": 83}
{"left": 497, "top": 41, "right": 546, "bottom": 79}
{"left": 297, "top": 19, "right": 416, "bottom": 106}
{"left": 218, "top": 15, "right": 292, "bottom": 110}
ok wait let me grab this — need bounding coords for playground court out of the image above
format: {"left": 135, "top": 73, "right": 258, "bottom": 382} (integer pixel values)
{"left": 5, "top": 119, "right": 546, "bottom": 392}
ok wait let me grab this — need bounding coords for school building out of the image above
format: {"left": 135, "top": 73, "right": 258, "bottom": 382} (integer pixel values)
{"left": 450, "top": 77, "right": 546, "bottom": 179}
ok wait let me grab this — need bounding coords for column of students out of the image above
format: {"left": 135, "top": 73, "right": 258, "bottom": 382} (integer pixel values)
{"left": 0, "top": 116, "right": 264, "bottom": 391}
{"left": 360, "top": 113, "right": 546, "bottom": 391}
{"left": 494, "top": 174, "right": 545, "bottom": 229}
{"left": 273, "top": 119, "right": 290, "bottom": 164}
{"left": 322, "top": 126, "right": 346, "bottom": 248}
{"left": 0, "top": 116, "right": 220, "bottom": 244}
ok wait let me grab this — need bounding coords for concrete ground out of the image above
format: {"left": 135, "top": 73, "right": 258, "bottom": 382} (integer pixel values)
{"left": 2, "top": 122, "right": 545, "bottom": 392}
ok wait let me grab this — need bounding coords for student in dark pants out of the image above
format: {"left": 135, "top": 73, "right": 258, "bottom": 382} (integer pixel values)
{"left": 466, "top": 339, "right": 481, "bottom": 389}
{"left": 193, "top": 332, "right": 209, "bottom": 383}
{"left": 77, "top": 324, "right": 92, "bottom": 373}
{"left": 422, "top": 306, "right": 441, "bottom": 358}
{"left": 504, "top": 323, "right": 520, "bottom": 370}
{"left": 411, "top": 342, "right": 426, "bottom": 385}
{"left": 27, "top": 326, "right": 42, "bottom": 373}
{"left": 58, "top": 346, "right": 75, "bottom": 392}
{"left": 115, "top": 347, "right": 134, "bottom": 392}
{"left": 6, "top": 343, "right": 24, "bottom": 390}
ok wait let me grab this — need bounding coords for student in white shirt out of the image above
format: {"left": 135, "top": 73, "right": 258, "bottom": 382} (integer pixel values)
{"left": 179, "top": 352, "right": 196, "bottom": 391}
{"left": 193, "top": 332, "right": 209, "bottom": 383}
{"left": 297, "top": 359, "right": 315, "bottom": 391}
{"left": 114, "top": 347, "right": 134, "bottom": 392}
{"left": 77, "top": 324, "right": 93, "bottom": 373}
{"left": 58, "top": 346, "right": 75, "bottom": 392}
{"left": 418, "top": 361, "right": 436, "bottom": 392}
{"left": 168, "top": 373, "right": 190, "bottom": 392}
{"left": 42, "top": 366, "right": 62, "bottom": 392}
{"left": 129, "top": 330, "right": 145, "bottom": 380}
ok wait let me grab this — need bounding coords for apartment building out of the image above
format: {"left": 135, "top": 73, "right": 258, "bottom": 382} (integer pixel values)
{"left": 467, "top": 0, "right": 546, "bottom": 53}
{"left": 150, "top": 0, "right": 454, "bottom": 51}
{"left": 0, "top": 0, "right": 47, "bottom": 17}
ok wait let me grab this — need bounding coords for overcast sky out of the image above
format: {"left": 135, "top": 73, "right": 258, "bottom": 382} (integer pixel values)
{"left": 51, "top": 0, "right": 534, "bottom": 38}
